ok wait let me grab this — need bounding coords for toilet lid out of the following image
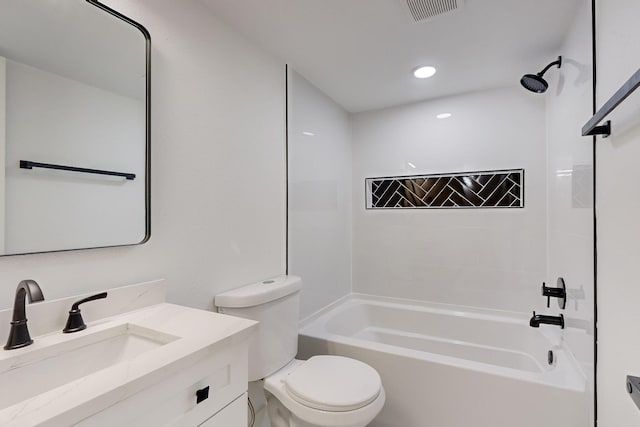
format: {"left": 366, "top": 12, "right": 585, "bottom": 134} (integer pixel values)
{"left": 284, "top": 355, "right": 382, "bottom": 412}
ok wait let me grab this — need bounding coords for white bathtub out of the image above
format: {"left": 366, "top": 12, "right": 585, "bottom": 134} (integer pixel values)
{"left": 298, "top": 295, "right": 588, "bottom": 427}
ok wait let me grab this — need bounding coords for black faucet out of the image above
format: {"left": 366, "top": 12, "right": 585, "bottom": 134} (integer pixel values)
{"left": 541, "top": 278, "right": 567, "bottom": 309}
{"left": 63, "top": 292, "right": 108, "bottom": 333}
{"left": 529, "top": 311, "right": 564, "bottom": 329}
{"left": 4, "top": 280, "right": 45, "bottom": 350}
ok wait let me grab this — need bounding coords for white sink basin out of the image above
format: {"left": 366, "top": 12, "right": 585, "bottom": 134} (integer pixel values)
{"left": 0, "top": 323, "right": 177, "bottom": 410}
{"left": 0, "top": 302, "right": 257, "bottom": 427}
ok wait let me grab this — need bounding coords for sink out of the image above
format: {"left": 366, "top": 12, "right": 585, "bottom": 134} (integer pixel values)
{"left": 0, "top": 323, "right": 177, "bottom": 410}
{"left": 0, "top": 301, "right": 257, "bottom": 426}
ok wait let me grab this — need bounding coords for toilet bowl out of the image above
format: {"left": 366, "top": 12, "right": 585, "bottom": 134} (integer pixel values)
{"left": 264, "top": 357, "right": 385, "bottom": 427}
{"left": 215, "top": 276, "right": 385, "bottom": 427}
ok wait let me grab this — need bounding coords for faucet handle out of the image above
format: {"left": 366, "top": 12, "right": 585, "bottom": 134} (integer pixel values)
{"left": 541, "top": 279, "right": 567, "bottom": 309}
{"left": 69, "top": 292, "right": 107, "bottom": 311}
{"left": 63, "top": 292, "right": 107, "bottom": 333}
{"left": 541, "top": 282, "right": 550, "bottom": 307}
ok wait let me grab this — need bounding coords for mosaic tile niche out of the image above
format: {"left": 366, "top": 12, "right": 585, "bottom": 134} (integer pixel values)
{"left": 366, "top": 169, "right": 524, "bottom": 209}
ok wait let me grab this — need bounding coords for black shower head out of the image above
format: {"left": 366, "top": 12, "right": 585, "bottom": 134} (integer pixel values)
{"left": 520, "top": 56, "right": 562, "bottom": 93}
{"left": 520, "top": 74, "right": 549, "bottom": 93}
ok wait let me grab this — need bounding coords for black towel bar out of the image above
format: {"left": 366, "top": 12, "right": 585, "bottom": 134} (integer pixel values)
{"left": 582, "top": 68, "right": 640, "bottom": 138}
{"left": 19, "top": 160, "right": 135, "bottom": 180}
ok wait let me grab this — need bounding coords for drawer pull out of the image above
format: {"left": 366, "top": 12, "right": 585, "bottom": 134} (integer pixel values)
{"left": 196, "top": 386, "right": 210, "bottom": 404}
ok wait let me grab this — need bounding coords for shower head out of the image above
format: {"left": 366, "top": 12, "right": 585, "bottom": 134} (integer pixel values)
{"left": 520, "top": 74, "right": 548, "bottom": 93}
{"left": 520, "top": 56, "right": 562, "bottom": 93}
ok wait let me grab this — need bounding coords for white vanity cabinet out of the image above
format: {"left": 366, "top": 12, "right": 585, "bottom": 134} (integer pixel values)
{"left": 199, "top": 393, "right": 247, "bottom": 426}
{"left": 74, "top": 339, "right": 249, "bottom": 427}
{"left": 0, "top": 298, "right": 257, "bottom": 427}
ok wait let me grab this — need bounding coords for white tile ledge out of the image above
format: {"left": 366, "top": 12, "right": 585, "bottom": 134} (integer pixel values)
{"left": 0, "top": 302, "right": 257, "bottom": 426}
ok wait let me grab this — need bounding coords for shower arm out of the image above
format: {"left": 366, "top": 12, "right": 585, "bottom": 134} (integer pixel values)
{"left": 537, "top": 56, "right": 562, "bottom": 77}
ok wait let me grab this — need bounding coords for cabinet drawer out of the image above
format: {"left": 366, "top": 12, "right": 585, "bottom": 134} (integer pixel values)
{"left": 74, "top": 341, "right": 248, "bottom": 427}
{"left": 199, "top": 393, "right": 247, "bottom": 427}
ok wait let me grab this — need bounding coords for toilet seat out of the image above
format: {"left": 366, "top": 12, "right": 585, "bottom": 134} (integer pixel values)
{"left": 284, "top": 355, "right": 381, "bottom": 412}
{"left": 264, "top": 357, "right": 385, "bottom": 427}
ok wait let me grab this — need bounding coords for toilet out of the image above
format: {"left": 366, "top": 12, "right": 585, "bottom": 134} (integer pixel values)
{"left": 215, "top": 276, "right": 385, "bottom": 427}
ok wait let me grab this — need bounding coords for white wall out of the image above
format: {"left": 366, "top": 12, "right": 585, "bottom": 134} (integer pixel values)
{"left": 544, "top": 1, "right": 594, "bottom": 422}
{"left": 4, "top": 59, "right": 145, "bottom": 254}
{"left": 595, "top": 0, "right": 640, "bottom": 424}
{"left": 0, "top": 0, "right": 286, "bottom": 311}
{"left": 350, "top": 87, "right": 547, "bottom": 312}
{"left": 287, "top": 70, "right": 352, "bottom": 319}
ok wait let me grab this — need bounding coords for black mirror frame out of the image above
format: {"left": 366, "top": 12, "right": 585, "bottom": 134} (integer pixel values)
{"left": 86, "top": 0, "right": 151, "bottom": 250}
{"left": 7, "top": 1, "right": 152, "bottom": 257}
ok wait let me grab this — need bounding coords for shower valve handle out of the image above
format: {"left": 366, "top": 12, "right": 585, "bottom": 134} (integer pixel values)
{"left": 541, "top": 281, "right": 567, "bottom": 309}
{"left": 541, "top": 282, "right": 550, "bottom": 307}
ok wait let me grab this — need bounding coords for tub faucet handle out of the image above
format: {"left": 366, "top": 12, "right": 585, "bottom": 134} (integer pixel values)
{"left": 541, "top": 278, "right": 567, "bottom": 309}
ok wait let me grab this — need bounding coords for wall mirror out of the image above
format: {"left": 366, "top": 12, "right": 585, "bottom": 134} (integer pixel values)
{"left": 0, "top": 0, "right": 150, "bottom": 255}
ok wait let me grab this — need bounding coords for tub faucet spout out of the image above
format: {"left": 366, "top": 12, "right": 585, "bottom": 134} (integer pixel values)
{"left": 529, "top": 311, "right": 564, "bottom": 329}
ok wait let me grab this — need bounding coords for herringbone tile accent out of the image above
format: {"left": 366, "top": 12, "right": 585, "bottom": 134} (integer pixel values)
{"left": 367, "top": 169, "right": 523, "bottom": 209}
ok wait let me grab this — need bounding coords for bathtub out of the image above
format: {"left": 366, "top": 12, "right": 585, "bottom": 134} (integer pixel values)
{"left": 297, "top": 295, "right": 588, "bottom": 427}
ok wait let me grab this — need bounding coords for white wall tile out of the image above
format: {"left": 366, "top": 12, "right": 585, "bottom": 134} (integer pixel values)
{"left": 351, "top": 87, "right": 547, "bottom": 312}
{"left": 544, "top": 2, "right": 594, "bottom": 422}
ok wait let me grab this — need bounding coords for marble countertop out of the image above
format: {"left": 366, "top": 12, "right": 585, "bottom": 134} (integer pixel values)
{"left": 0, "top": 303, "right": 257, "bottom": 426}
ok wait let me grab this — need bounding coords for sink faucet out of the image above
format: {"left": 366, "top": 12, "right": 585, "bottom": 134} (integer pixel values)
{"left": 63, "top": 292, "right": 108, "bottom": 333}
{"left": 529, "top": 311, "right": 564, "bottom": 329}
{"left": 4, "top": 280, "right": 45, "bottom": 350}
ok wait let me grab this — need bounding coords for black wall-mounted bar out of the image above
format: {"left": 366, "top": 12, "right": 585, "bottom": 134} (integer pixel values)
{"left": 20, "top": 160, "right": 136, "bottom": 180}
{"left": 582, "top": 67, "right": 640, "bottom": 138}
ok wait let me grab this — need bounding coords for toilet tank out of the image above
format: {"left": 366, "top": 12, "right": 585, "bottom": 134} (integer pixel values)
{"left": 215, "top": 275, "right": 302, "bottom": 381}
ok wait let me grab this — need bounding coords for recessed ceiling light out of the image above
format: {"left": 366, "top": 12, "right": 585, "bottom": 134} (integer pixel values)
{"left": 436, "top": 113, "right": 452, "bottom": 119}
{"left": 407, "top": 162, "right": 416, "bottom": 169}
{"left": 413, "top": 66, "right": 437, "bottom": 79}
{"left": 302, "top": 131, "right": 315, "bottom": 136}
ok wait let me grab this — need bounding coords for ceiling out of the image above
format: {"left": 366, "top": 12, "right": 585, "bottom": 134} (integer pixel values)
{"left": 200, "top": 0, "right": 584, "bottom": 113}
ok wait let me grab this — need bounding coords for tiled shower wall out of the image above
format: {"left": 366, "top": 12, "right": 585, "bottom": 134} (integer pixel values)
{"left": 350, "top": 87, "right": 548, "bottom": 312}
{"left": 543, "top": 0, "right": 594, "bottom": 423}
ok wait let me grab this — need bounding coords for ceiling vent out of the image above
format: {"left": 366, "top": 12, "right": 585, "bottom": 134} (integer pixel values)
{"left": 406, "top": 0, "right": 463, "bottom": 22}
